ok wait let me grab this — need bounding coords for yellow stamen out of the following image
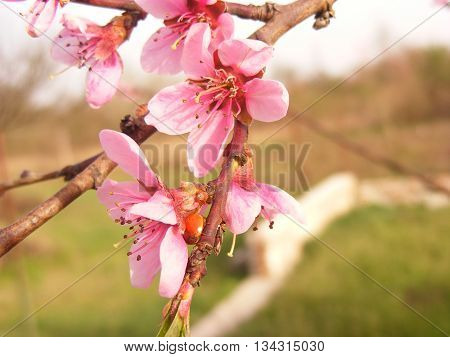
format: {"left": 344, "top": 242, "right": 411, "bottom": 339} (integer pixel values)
{"left": 195, "top": 84, "right": 229, "bottom": 103}
{"left": 227, "top": 233, "right": 237, "bottom": 257}
{"left": 171, "top": 34, "right": 186, "bottom": 50}
{"left": 49, "top": 66, "right": 71, "bottom": 80}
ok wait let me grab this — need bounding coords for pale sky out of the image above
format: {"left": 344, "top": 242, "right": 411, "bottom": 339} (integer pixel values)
{"left": 0, "top": 0, "right": 449, "bottom": 104}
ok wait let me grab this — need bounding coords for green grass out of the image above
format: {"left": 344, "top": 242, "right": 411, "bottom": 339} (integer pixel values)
{"left": 2, "top": 182, "right": 450, "bottom": 337}
{"left": 233, "top": 205, "right": 450, "bottom": 336}
{"left": 0, "top": 181, "right": 245, "bottom": 336}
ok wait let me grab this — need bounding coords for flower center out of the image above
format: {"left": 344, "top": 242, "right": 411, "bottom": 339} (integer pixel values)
{"left": 193, "top": 69, "right": 241, "bottom": 103}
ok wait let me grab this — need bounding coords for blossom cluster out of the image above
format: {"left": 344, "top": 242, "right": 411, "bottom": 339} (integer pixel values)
{"left": 6, "top": 0, "right": 305, "bottom": 298}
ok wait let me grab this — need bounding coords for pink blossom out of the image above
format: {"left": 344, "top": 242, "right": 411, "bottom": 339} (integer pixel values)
{"left": 97, "top": 130, "right": 208, "bottom": 297}
{"left": 3, "top": 0, "right": 61, "bottom": 37}
{"left": 224, "top": 155, "right": 305, "bottom": 235}
{"left": 137, "top": 0, "right": 234, "bottom": 74}
{"left": 51, "top": 14, "right": 133, "bottom": 108}
{"left": 145, "top": 23, "right": 289, "bottom": 177}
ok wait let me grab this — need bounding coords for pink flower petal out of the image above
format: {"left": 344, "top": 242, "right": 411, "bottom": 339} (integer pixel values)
{"left": 159, "top": 226, "right": 188, "bottom": 298}
{"left": 146, "top": 82, "right": 209, "bottom": 135}
{"left": 51, "top": 29, "right": 82, "bottom": 66}
{"left": 210, "top": 13, "right": 234, "bottom": 51}
{"left": 244, "top": 78, "right": 289, "bottom": 122}
{"left": 99, "top": 129, "right": 159, "bottom": 188}
{"left": 129, "top": 223, "right": 168, "bottom": 288}
{"left": 86, "top": 52, "right": 122, "bottom": 108}
{"left": 129, "top": 190, "right": 178, "bottom": 225}
{"left": 97, "top": 179, "right": 151, "bottom": 220}
{"left": 60, "top": 14, "right": 96, "bottom": 35}
{"left": 218, "top": 39, "right": 274, "bottom": 77}
{"left": 257, "top": 183, "right": 306, "bottom": 225}
{"left": 26, "top": 0, "right": 58, "bottom": 37}
{"left": 187, "top": 100, "right": 234, "bottom": 177}
{"left": 140, "top": 26, "right": 184, "bottom": 75}
{"left": 181, "top": 22, "right": 215, "bottom": 80}
{"left": 224, "top": 181, "right": 261, "bottom": 234}
{"left": 134, "top": 0, "right": 188, "bottom": 19}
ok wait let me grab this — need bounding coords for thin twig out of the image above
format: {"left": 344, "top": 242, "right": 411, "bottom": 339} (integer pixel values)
{"left": 0, "top": 154, "right": 101, "bottom": 196}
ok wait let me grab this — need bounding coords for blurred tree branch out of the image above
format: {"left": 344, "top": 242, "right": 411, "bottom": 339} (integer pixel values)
{"left": 297, "top": 115, "right": 450, "bottom": 196}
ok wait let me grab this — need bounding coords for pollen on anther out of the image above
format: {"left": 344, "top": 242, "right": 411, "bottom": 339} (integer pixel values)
{"left": 137, "top": 255, "right": 142, "bottom": 261}
{"left": 127, "top": 252, "right": 132, "bottom": 256}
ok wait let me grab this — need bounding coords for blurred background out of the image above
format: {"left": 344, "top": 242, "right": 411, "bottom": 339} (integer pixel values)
{"left": 0, "top": 0, "right": 449, "bottom": 336}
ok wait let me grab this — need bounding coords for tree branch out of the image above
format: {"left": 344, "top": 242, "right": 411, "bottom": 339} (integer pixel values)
{"left": 163, "top": 2, "right": 336, "bottom": 330}
{"left": 226, "top": 2, "right": 278, "bottom": 22}
{"left": 185, "top": 0, "right": 335, "bottom": 284}
{"left": 0, "top": 154, "right": 101, "bottom": 196}
{"left": 162, "top": 121, "right": 248, "bottom": 330}
{"left": 250, "top": 0, "right": 336, "bottom": 45}
{"left": 71, "top": 0, "right": 143, "bottom": 12}
{"left": 0, "top": 111, "right": 156, "bottom": 258}
{"left": 68, "top": 0, "right": 337, "bottom": 35}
